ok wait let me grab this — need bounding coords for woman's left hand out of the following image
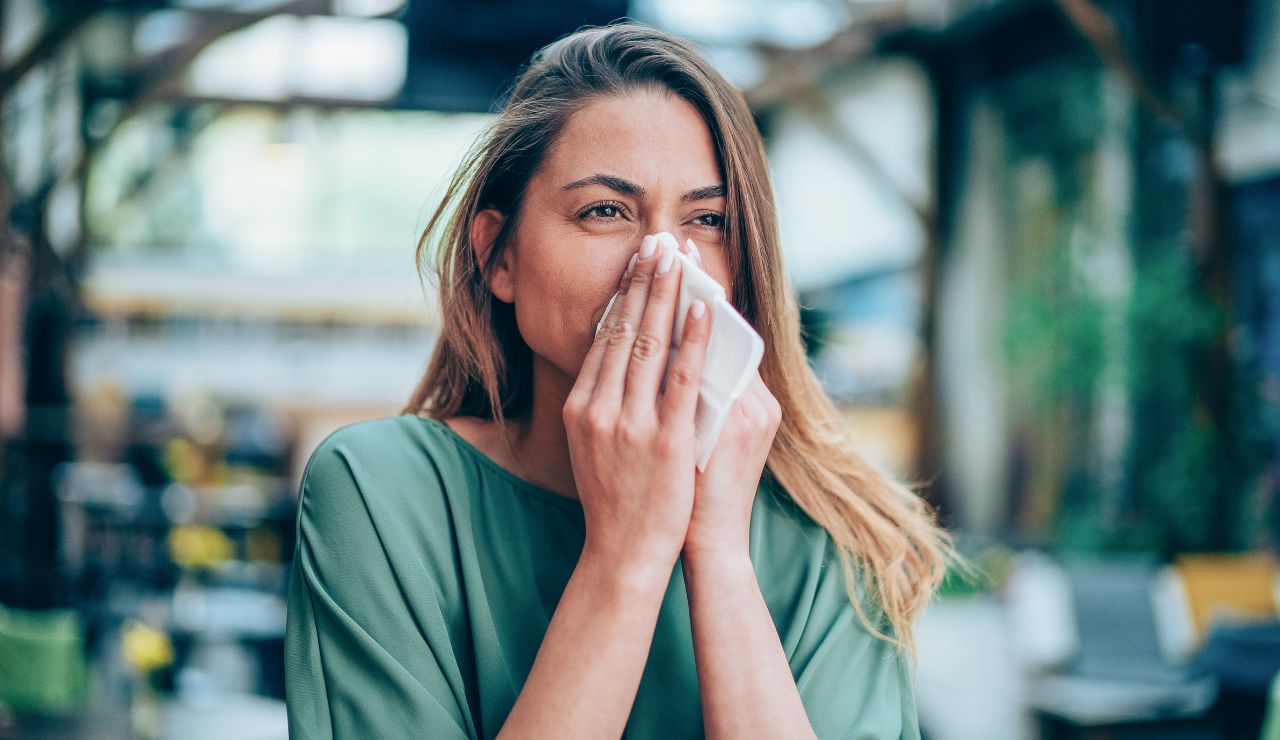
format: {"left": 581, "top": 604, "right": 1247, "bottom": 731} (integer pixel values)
{"left": 684, "top": 372, "right": 782, "bottom": 558}
{"left": 674, "top": 239, "right": 782, "bottom": 558}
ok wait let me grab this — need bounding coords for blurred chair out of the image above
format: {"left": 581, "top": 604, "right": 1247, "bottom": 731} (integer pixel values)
{"left": 0, "top": 602, "right": 89, "bottom": 715}
{"left": 1145, "top": 552, "right": 1280, "bottom": 739}
{"left": 1007, "top": 553, "right": 1219, "bottom": 739}
{"left": 1163, "top": 551, "right": 1280, "bottom": 740}
{"left": 1197, "top": 619, "right": 1280, "bottom": 740}
{"left": 1150, "top": 552, "right": 1279, "bottom": 661}
{"left": 1262, "top": 671, "right": 1280, "bottom": 740}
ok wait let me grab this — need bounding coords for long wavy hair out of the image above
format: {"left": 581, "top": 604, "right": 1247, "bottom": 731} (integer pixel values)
{"left": 401, "top": 21, "right": 958, "bottom": 656}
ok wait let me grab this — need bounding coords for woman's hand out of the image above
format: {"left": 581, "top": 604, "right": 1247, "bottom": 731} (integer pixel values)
{"left": 563, "top": 234, "right": 713, "bottom": 578}
{"left": 685, "top": 372, "right": 782, "bottom": 557}
{"left": 676, "top": 240, "right": 783, "bottom": 559}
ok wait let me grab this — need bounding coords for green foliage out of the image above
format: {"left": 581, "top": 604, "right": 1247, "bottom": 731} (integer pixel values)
{"left": 1124, "top": 250, "right": 1224, "bottom": 398}
{"left": 1001, "top": 242, "right": 1109, "bottom": 414}
{"left": 1000, "top": 235, "right": 1266, "bottom": 552}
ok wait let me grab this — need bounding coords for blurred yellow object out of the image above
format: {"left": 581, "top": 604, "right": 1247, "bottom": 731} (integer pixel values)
{"left": 120, "top": 621, "right": 173, "bottom": 675}
{"left": 163, "top": 438, "right": 201, "bottom": 484}
{"left": 1175, "top": 552, "right": 1278, "bottom": 640}
{"left": 168, "top": 524, "right": 234, "bottom": 570}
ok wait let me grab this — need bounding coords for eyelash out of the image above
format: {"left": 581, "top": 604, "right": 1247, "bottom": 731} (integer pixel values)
{"left": 577, "top": 200, "right": 725, "bottom": 230}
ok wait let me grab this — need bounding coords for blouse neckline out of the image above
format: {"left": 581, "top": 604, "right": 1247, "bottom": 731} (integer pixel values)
{"left": 408, "top": 414, "right": 585, "bottom": 514}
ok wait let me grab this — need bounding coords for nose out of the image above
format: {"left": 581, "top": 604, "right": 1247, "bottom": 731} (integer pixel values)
{"left": 639, "top": 216, "right": 681, "bottom": 241}
{"left": 635, "top": 228, "right": 698, "bottom": 261}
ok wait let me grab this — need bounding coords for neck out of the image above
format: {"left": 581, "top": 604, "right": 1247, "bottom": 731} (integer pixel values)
{"left": 502, "top": 354, "right": 578, "bottom": 501}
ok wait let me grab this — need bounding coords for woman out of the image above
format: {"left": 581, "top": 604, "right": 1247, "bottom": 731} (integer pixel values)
{"left": 285, "top": 21, "right": 956, "bottom": 739}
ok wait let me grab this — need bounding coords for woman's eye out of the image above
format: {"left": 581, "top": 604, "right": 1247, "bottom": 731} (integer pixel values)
{"left": 580, "top": 202, "right": 625, "bottom": 221}
{"left": 694, "top": 212, "right": 725, "bottom": 229}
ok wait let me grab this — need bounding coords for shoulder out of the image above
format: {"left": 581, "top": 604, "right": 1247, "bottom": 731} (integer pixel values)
{"left": 750, "top": 476, "right": 887, "bottom": 634}
{"left": 302, "top": 414, "right": 425, "bottom": 471}
{"left": 301, "top": 414, "right": 458, "bottom": 486}
{"left": 296, "top": 414, "right": 464, "bottom": 535}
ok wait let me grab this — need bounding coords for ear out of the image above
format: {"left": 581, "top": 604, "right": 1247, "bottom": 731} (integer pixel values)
{"left": 471, "top": 207, "right": 514, "bottom": 303}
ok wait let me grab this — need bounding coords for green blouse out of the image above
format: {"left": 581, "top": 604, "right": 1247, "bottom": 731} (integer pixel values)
{"left": 284, "top": 414, "right": 920, "bottom": 739}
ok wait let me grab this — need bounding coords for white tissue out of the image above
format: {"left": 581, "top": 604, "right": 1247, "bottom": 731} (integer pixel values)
{"left": 594, "top": 233, "right": 765, "bottom": 471}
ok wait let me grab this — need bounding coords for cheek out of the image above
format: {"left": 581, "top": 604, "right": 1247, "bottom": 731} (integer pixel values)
{"left": 702, "top": 254, "right": 735, "bottom": 297}
{"left": 509, "top": 248, "right": 623, "bottom": 371}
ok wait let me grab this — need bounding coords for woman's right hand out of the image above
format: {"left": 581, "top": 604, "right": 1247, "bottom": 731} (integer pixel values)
{"left": 563, "top": 233, "right": 712, "bottom": 578}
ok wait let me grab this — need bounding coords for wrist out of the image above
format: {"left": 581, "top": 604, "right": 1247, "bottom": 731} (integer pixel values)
{"left": 680, "top": 545, "right": 754, "bottom": 576}
{"left": 578, "top": 542, "right": 678, "bottom": 596}
{"left": 681, "top": 528, "right": 751, "bottom": 563}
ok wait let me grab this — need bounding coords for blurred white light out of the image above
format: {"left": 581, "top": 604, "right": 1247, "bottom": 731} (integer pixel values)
{"left": 769, "top": 62, "right": 931, "bottom": 290}
{"left": 631, "top": 0, "right": 763, "bottom": 45}
{"left": 46, "top": 178, "right": 82, "bottom": 256}
{"left": 231, "top": 0, "right": 306, "bottom": 12}
{"left": 702, "top": 46, "right": 767, "bottom": 90}
{"left": 633, "top": 0, "right": 844, "bottom": 48}
{"left": 188, "top": 15, "right": 407, "bottom": 101}
{"left": 295, "top": 16, "right": 407, "bottom": 99}
{"left": 135, "top": 10, "right": 196, "bottom": 56}
{"left": 761, "top": 0, "right": 847, "bottom": 49}
{"left": 335, "top": 0, "right": 406, "bottom": 17}
{"left": 188, "top": 15, "right": 293, "bottom": 98}
{"left": 171, "top": 0, "right": 238, "bottom": 8}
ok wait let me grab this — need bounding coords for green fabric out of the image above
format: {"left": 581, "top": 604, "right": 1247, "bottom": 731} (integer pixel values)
{"left": 285, "top": 414, "right": 921, "bottom": 739}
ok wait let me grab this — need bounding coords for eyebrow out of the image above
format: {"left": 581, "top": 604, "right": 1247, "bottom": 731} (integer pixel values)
{"left": 560, "top": 173, "right": 726, "bottom": 203}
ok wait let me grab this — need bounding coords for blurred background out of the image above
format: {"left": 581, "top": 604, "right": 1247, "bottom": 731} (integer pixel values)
{"left": 1, "top": 0, "right": 1278, "bottom": 738}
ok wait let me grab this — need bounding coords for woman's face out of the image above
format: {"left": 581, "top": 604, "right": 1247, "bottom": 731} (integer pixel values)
{"left": 477, "top": 89, "right": 733, "bottom": 380}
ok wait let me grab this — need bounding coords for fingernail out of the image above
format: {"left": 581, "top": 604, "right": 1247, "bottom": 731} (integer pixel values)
{"left": 685, "top": 238, "right": 701, "bottom": 260}
{"left": 656, "top": 248, "right": 674, "bottom": 275}
{"left": 639, "top": 234, "right": 657, "bottom": 259}
{"left": 622, "top": 252, "right": 638, "bottom": 278}
{"left": 656, "top": 232, "right": 679, "bottom": 252}
{"left": 691, "top": 299, "right": 706, "bottom": 319}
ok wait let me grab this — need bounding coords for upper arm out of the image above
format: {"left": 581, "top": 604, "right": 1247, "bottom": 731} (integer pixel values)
{"left": 284, "top": 427, "right": 473, "bottom": 739}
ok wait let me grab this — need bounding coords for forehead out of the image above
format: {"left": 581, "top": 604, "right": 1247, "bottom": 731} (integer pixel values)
{"left": 538, "top": 91, "right": 722, "bottom": 189}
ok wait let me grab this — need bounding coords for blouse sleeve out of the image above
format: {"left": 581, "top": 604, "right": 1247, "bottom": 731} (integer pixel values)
{"left": 788, "top": 537, "right": 923, "bottom": 740}
{"left": 284, "top": 431, "right": 474, "bottom": 739}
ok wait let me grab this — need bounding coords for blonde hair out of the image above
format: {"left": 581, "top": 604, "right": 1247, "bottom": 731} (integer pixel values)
{"left": 401, "top": 21, "right": 959, "bottom": 656}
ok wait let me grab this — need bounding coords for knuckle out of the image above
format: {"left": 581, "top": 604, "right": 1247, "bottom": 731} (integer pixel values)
{"left": 631, "top": 332, "right": 664, "bottom": 362}
{"left": 607, "top": 320, "right": 637, "bottom": 348}
{"left": 654, "top": 432, "right": 683, "bottom": 457}
{"left": 628, "top": 267, "right": 654, "bottom": 289}
{"left": 582, "top": 408, "right": 614, "bottom": 435}
{"left": 667, "top": 362, "right": 699, "bottom": 389}
{"left": 617, "top": 418, "right": 651, "bottom": 447}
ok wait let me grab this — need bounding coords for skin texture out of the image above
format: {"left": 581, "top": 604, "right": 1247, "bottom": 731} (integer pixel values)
{"left": 448, "top": 89, "right": 811, "bottom": 739}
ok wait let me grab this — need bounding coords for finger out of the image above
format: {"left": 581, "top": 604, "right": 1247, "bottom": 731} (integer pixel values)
{"left": 591, "top": 234, "right": 661, "bottom": 408}
{"left": 658, "top": 299, "right": 712, "bottom": 431}
{"left": 684, "top": 238, "right": 703, "bottom": 267}
{"left": 573, "top": 251, "right": 639, "bottom": 403}
{"left": 621, "top": 245, "right": 682, "bottom": 419}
